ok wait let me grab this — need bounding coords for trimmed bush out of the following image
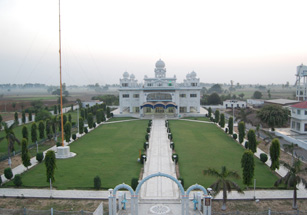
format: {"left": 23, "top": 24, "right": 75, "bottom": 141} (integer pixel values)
{"left": 225, "top": 128, "right": 228, "bottom": 133}
{"left": 72, "top": 134, "right": 77, "bottom": 140}
{"left": 56, "top": 142, "right": 61, "bottom": 147}
{"left": 147, "top": 127, "right": 151, "bottom": 133}
{"left": 4, "top": 168, "right": 13, "bottom": 180}
{"left": 131, "top": 178, "right": 138, "bottom": 190}
{"left": 260, "top": 153, "right": 268, "bottom": 163}
{"left": 179, "top": 177, "right": 184, "bottom": 188}
{"left": 145, "top": 134, "right": 149, "bottom": 141}
{"left": 167, "top": 128, "right": 171, "bottom": 133}
{"left": 143, "top": 142, "right": 149, "bottom": 150}
{"left": 13, "top": 174, "right": 22, "bottom": 187}
{"left": 244, "top": 141, "right": 249, "bottom": 149}
{"left": 172, "top": 154, "right": 179, "bottom": 163}
{"left": 36, "top": 152, "right": 44, "bottom": 163}
{"left": 170, "top": 142, "right": 174, "bottom": 150}
{"left": 168, "top": 133, "right": 173, "bottom": 140}
{"left": 84, "top": 127, "right": 88, "bottom": 134}
{"left": 140, "top": 154, "right": 147, "bottom": 164}
{"left": 233, "top": 133, "right": 237, "bottom": 140}
{"left": 0, "top": 174, "right": 2, "bottom": 186}
{"left": 94, "top": 176, "right": 101, "bottom": 190}
{"left": 93, "top": 122, "right": 96, "bottom": 128}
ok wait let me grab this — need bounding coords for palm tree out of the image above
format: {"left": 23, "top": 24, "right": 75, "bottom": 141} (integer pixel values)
{"left": 283, "top": 143, "right": 298, "bottom": 164}
{"left": 203, "top": 166, "right": 243, "bottom": 210}
{"left": 0, "top": 122, "right": 21, "bottom": 167}
{"left": 274, "top": 159, "right": 307, "bottom": 209}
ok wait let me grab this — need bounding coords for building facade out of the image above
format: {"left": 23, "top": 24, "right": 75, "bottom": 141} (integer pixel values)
{"left": 119, "top": 59, "right": 201, "bottom": 117}
{"left": 290, "top": 101, "right": 307, "bottom": 134}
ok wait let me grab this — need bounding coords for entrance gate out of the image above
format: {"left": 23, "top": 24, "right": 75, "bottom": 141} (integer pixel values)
{"left": 108, "top": 172, "right": 212, "bottom": 215}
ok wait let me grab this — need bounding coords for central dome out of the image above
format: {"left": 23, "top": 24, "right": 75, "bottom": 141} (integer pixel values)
{"left": 155, "top": 59, "right": 165, "bottom": 68}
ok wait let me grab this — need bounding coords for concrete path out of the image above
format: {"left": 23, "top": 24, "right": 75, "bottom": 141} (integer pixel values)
{"left": 140, "top": 118, "right": 179, "bottom": 199}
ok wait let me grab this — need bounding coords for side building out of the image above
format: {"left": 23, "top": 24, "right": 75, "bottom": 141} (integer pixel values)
{"left": 118, "top": 59, "right": 201, "bottom": 117}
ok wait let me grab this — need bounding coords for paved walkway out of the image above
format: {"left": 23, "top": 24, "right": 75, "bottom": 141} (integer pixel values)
{"left": 140, "top": 118, "right": 179, "bottom": 199}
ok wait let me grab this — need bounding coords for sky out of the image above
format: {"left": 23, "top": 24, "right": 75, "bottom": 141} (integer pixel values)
{"left": 0, "top": 0, "right": 306, "bottom": 86}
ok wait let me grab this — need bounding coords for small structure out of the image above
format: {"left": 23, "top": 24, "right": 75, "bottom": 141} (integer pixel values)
{"left": 264, "top": 99, "right": 299, "bottom": 107}
{"left": 247, "top": 99, "right": 264, "bottom": 107}
{"left": 223, "top": 100, "right": 246, "bottom": 109}
{"left": 295, "top": 64, "right": 307, "bottom": 101}
{"left": 82, "top": 100, "right": 103, "bottom": 108}
{"left": 290, "top": 101, "right": 307, "bottom": 134}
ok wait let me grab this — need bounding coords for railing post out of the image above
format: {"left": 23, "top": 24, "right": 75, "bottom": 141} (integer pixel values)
{"left": 51, "top": 207, "right": 53, "bottom": 215}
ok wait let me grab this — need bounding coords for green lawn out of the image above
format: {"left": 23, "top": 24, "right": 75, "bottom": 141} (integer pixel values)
{"left": 171, "top": 120, "right": 278, "bottom": 189}
{"left": 181, "top": 117, "right": 210, "bottom": 122}
{"left": 6, "top": 120, "right": 147, "bottom": 189}
{"left": 107, "top": 117, "right": 138, "bottom": 122}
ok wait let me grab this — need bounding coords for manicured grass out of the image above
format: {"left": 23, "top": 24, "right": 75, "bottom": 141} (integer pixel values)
{"left": 181, "top": 117, "right": 210, "bottom": 122}
{"left": 107, "top": 117, "right": 138, "bottom": 122}
{"left": 170, "top": 120, "right": 278, "bottom": 189}
{"left": 6, "top": 120, "right": 147, "bottom": 189}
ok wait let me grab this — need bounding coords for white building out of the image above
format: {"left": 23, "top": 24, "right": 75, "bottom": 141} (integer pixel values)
{"left": 223, "top": 100, "right": 246, "bottom": 109}
{"left": 290, "top": 101, "right": 307, "bottom": 134}
{"left": 295, "top": 64, "right": 307, "bottom": 101}
{"left": 119, "top": 59, "right": 201, "bottom": 117}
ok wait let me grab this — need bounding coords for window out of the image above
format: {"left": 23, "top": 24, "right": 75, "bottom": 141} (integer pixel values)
{"left": 147, "top": 83, "right": 153, "bottom": 87}
{"left": 180, "top": 94, "right": 186, "bottom": 98}
{"left": 134, "top": 107, "right": 140, "bottom": 113}
{"left": 158, "top": 82, "right": 162, "bottom": 86}
{"left": 191, "top": 83, "right": 197, "bottom": 86}
{"left": 168, "top": 82, "right": 172, "bottom": 86}
{"left": 237, "top": 104, "right": 240, "bottom": 108}
{"left": 180, "top": 107, "right": 186, "bottom": 113}
{"left": 122, "top": 83, "right": 128, "bottom": 87}
{"left": 122, "top": 94, "right": 129, "bottom": 98}
{"left": 190, "top": 94, "right": 197, "bottom": 98}
{"left": 292, "top": 121, "right": 295, "bottom": 129}
{"left": 297, "top": 110, "right": 301, "bottom": 115}
{"left": 305, "top": 110, "right": 307, "bottom": 115}
{"left": 133, "top": 94, "right": 139, "bottom": 98}
{"left": 297, "top": 122, "right": 301, "bottom": 131}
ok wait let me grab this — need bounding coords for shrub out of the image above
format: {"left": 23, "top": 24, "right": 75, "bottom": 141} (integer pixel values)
{"left": 36, "top": 152, "right": 44, "bottom": 162}
{"left": 140, "top": 154, "right": 147, "bottom": 164}
{"left": 179, "top": 177, "right": 184, "bottom": 187}
{"left": 13, "top": 174, "right": 22, "bottom": 187}
{"left": 167, "top": 128, "right": 171, "bottom": 133}
{"left": 233, "top": 133, "right": 237, "bottom": 140}
{"left": 93, "top": 122, "right": 96, "bottom": 128}
{"left": 72, "top": 134, "right": 77, "bottom": 140}
{"left": 143, "top": 142, "right": 149, "bottom": 150}
{"left": 131, "top": 178, "right": 138, "bottom": 190}
{"left": 84, "top": 127, "right": 88, "bottom": 134}
{"left": 0, "top": 174, "right": 2, "bottom": 186}
{"left": 56, "top": 141, "right": 61, "bottom": 147}
{"left": 147, "top": 127, "right": 151, "bottom": 133}
{"left": 260, "top": 153, "right": 268, "bottom": 163}
{"left": 168, "top": 133, "right": 173, "bottom": 140}
{"left": 148, "top": 122, "right": 151, "bottom": 127}
{"left": 225, "top": 128, "right": 228, "bottom": 133}
{"left": 4, "top": 168, "right": 13, "bottom": 180}
{"left": 145, "top": 134, "right": 149, "bottom": 141}
{"left": 172, "top": 154, "right": 179, "bottom": 163}
{"left": 170, "top": 142, "right": 174, "bottom": 150}
{"left": 244, "top": 141, "right": 249, "bottom": 149}
{"left": 94, "top": 176, "right": 101, "bottom": 190}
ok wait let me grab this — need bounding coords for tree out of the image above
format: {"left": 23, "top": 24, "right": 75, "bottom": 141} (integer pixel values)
{"left": 235, "top": 109, "right": 253, "bottom": 124}
{"left": 257, "top": 104, "right": 289, "bottom": 131}
{"left": 203, "top": 166, "right": 242, "bottom": 210}
{"left": 12, "top": 102, "right": 16, "bottom": 110}
{"left": 84, "top": 108, "right": 88, "bottom": 120}
{"left": 228, "top": 117, "right": 233, "bottom": 134}
{"left": 208, "top": 93, "right": 222, "bottom": 105}
{"left": 238, "top": 93, "right": 245, "bottom": 100}
{"left": 46, "top": 119, "right": 52, "bottom": 139}
{"left": 14, "top": 112, "right": 19, "bottom": 125}
{"left": 267, "top": 89, "right": 271, "bottom": 99}
{"left": 54, "top": 105, "right": 57, "bottom": 115}
{"left": 214, "top": 110, "right": 220, "bottom": 123}
{"left": 0, "top": 123, "right": 20, "bottom": 166}
{"left": 28, "top": 110, "right": 32, "bottom": 121}
{"left": 22, "top": 111, "right": 26, "bottom": 124}
{"left": 283, "top": 143, "right": 299, "bottom": 164}
{"left": 35, "top": 110, "right": 52, "bottom": 122}
{"left": 38, "top": 121, "right": 45, "bottom": 139}
{"left": 64, "top": 121, "right": 72, "bottom": 142}
{"left": 0, "top": 114, "right": 2, "bottom": 130}
{"left": 21, "top": 138, "right": 31, "bottom": 168}
{"left": 58, "top": 104, "right": 61, "bottom": 114}
{"left": 31, "top": 122, "right": 37, "bottom": 144}
{"left": 241, "top": 150, "right": 255, "bottom": 187}
{"left": 79, "top": 117, "right": 84, "bottom": 134}
{"left": 219, "top": 113, "right": 225, "bottom": 128}
{"left": 208, "top": 84, "right": 223, "bottom": 94}
{"left": 106, "top": 106, "right": 111, "bottom": 118}
{"left": 238, "top": 121, "right": 245, "bottom": 144}
{"left": 270, "top": 138, "right": 280, "bottom": 170}
{"left": 208, "top": 107, "right": 212, "bottom": 118}
{"left": 253, "top": 91, "right": 262, "bottom": 99}
{"left": 45, "top": 150, "right": 56, "bottom": 183}
{"left": 274, "top": 159, "right": 307, "bottom": 209}
{"left": 247, "top": 129, "right": 257, "bottom": 153}
{"left": 96, "top": 109, "right": 102, "bottom": 124}
{"left": 22, "top": 126, "right": 28, "bottom": 140}
{"left": 68, "top": 114, "right": 72, "bottom": 123}
{"left": 80, "top": 108, "right": 85, "bottom": 118}
{"left": 88, "top": 113, "right": 94, "bottom": 129}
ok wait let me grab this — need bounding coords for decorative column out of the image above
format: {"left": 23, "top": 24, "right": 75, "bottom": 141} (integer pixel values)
{"left": 108, "top": 189, "right": 114, "bottom": 215}
{"left": 203, "top": 195, "right": 212, "bottom": 215}
{"left": 132, "top": 194, "right": 138, "bottom": 215}
{"left": 181, "top": 195, "right": 188, "bottom": 215}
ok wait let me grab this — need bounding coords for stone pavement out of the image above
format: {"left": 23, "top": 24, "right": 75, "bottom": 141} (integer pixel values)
{"left": 140, "top": 118, "right": 179, "bottom": 199}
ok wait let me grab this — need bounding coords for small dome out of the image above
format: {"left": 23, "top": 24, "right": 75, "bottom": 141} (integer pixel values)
{"left": 130, "top": 74, "right": 135, "bottom": 79}
{"left": 186, "top": 73, "right": 191, "bottom": 79}
{"left": 123, "top": 71, "right": 129, "bottom": 78}
{"left": 155, "top": 59, "right": 165, "bottom": 68}
{"left": 190, "top": 71, "right": 197, "bottom": 78}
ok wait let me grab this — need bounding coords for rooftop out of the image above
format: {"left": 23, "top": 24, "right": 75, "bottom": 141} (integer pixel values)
{"left": 291, "top": 101, "right": 307, "bottom": 109}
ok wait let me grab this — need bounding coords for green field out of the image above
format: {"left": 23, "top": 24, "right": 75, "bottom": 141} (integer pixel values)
{"left": 181, "top": 117, "right": 210, "bottom": 122}
{"left": 170, "top": 120, "right": 278, "bottom": 189}
{"left": 5, "top": 120, "right": 147, "bottom": 189}
{"left": 107, "top": 117, "right": 138, "bottom": 122}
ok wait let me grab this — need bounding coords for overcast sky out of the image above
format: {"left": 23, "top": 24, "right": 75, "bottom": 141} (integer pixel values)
{"left": 0, "top": 0, "right": 306, "bottom": 86}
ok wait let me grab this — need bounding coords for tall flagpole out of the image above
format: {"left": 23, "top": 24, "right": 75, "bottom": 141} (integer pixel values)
{"left": 59, "top": 0, "right": 64, "bottom": 147}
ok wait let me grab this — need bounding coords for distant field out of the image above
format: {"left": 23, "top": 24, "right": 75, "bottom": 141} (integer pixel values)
{"left": 5, "top": 120, "right": 147, "bottom": 189}
{"left": 171, "top": 120, "right": 278, "bottom": 189}
{"left": 9, "top": 96, "right": 58, "bottom": 101}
